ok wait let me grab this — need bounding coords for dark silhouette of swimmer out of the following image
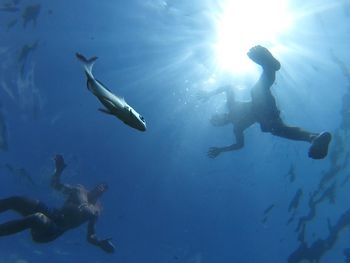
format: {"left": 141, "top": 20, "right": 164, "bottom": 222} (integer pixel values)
{"left": 0, "top": 154, "right": 115, "bottom": 253}
{"left": 288, "top": 189, "right": 303, "bottom": 213}
{"left": 199, "top": 84, "right": 255, "bottom": 157}
{"left": 18, "top": 40, "right": 39, "bottom": 77}
{"left": 0, "top": 1, "right": 19, "bottom": 12}
{"left": 0, "top": 6, "right": 19, "bottom": 12}
{"left": 6, "top": 18, "right": 18, "bottom": 31}
{"left": 22, "top": 4, "right": 41, "bottom": 28}
{"left": 289, "top": 208, "right": 350, "bottom": 263}
{"left": 4, "top": 163, "right": 35, "bottom": 186}
{"left": 18, "top": 41, "right": 38, "bottom": 64}
{"left": 286, "top": 164, "right": 296, "bottom": 183}
{"left": 203, "top": 45, "right": 331, "bottom": 159}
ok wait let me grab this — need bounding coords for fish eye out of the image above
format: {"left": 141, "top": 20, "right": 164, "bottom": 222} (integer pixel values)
{"left": 139, "top": 115, "right": 145, "bottom": 122}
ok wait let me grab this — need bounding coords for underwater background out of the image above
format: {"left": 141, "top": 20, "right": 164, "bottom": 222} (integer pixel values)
{"left": 0, "top": 0, "right": 350, "bottom": 262}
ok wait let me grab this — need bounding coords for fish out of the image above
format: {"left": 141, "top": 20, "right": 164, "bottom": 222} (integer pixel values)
{"left": 288, "top": 188, "right": 303, "bottom": 213}
{"left": 76, "top": 53, "right": 146, "bottom": 132}
{"left": 263, "top": 204, "right": 275, "bottom": 216}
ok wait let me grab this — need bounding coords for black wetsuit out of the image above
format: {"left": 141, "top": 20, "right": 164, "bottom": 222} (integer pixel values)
{"left": 0, "top": 183, "right": 99, "bottom": 243}
{"left": 0, "top": 196, "right": 65, "bottom": 242}
{"left": 251, "top": 67, "right": 315, "bottom": 142}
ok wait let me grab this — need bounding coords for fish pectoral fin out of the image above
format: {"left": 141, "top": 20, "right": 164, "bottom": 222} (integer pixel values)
{"left": 103, "top": 98, "right": 116, "bottom": 107}
{"left": 98, "top": 108, "right": 113, "bottom": 115}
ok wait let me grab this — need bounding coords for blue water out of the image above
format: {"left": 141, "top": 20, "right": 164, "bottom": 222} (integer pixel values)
{"left": 1, "top": 0, "right": 350, "bottom": 262}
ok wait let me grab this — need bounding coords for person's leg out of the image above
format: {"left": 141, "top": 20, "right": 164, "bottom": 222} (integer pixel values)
{"left": 0, "top": 212, "right": 46, "bottom": 236}
{"left": 269, "top": 120, "right": 331, "bottom": 159}
{"left": 0, "top": 211, "right": 63, "bottom": 242}
{"left": 270, "top": 122, "right": 316, "bottom": 142}
{"left": 0, "top": 196, "right": 40, "bottom": 216}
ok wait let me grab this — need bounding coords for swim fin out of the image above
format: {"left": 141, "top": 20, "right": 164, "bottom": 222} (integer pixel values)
{"left": 308, "top": 132, "right": 332, "bottom": 159}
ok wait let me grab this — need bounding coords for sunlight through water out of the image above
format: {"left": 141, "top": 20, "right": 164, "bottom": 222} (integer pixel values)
{"left": 214, "top": 0, "right": 293, "bottom": 74}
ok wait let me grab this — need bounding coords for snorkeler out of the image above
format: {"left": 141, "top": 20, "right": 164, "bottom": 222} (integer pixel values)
{"left": 199, "top": 84, "right": 256, "bottom": 156}
{"left": 204, "top": 45, "right": 331, "bottom": 159}
{"left": 0, "top": 154, "right": 115, "bottom": 253}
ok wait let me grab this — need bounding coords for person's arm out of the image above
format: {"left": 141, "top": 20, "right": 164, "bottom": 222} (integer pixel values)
{"left": 51, "top": 154, "right": 74, "bottom": 194}
{"left": 208, "top": 128, "right": 244, "bottom": 158}
{"left": 87, "top": 217, "right": 115, "bottom": 253}
{"left": 198, "top": 85, "right": 232, "bottom": 101}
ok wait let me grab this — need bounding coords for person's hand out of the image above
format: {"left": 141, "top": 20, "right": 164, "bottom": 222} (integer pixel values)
{"left": 53, "top": 154, "right": 67, "bottom": 173}
{"left": 208, "top": 147, "right": 222, "bottom": 158}
{"left": 99, "top": 238, "right": 115, "bottom": 253}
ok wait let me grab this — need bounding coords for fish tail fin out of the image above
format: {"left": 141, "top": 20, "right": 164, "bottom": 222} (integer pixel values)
{"left": 76, "top": 52, "right": 98, "bottom": 76}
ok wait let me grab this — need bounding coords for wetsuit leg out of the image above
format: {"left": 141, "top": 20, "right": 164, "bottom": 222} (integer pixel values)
{"left": 0, "top": 211, "right": 63, "bottom": 242}
{"left": 0, "top": 196, "right": 64, "bottom": 242}
{"left": 0, "top": 211, "right": 54, "bottom": 236}
{"left": 0, "top": 196, "right": 40, "bottom": 216}
{"left": 270, "top": 120, "right": 317, "bottom": 142}
{"left": 0, "top": 213, "right": 41, "bottom": 236}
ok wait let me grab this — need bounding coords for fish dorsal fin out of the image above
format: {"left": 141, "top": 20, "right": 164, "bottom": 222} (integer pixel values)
{"left": 101, "top": 97, "right": 116, "bottom": 107}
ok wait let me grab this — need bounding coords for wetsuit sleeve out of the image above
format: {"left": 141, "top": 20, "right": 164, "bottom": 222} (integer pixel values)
{"left": 87, "top": 217, "right": 99, "bottom": 245}
{"left": 221, "top": 127, "right": 245, "bottom": 151}
{"left": 50, "top": 169, "right": 74, "bottom": 194}
{"left": 87, "top": 217, "right": 115, "bottom": 253}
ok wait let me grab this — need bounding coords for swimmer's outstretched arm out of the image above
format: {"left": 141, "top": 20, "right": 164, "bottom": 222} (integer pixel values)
{"left": 208, "top": 85, "right": 232, "bottom": 96}
{"left": 208, "top": 128, "right": 244, "bottom": 158}
{"left": 87, "top": 217, "right": 115, "bottom": 253}
{"left": 51, "top": 154, "right": 74, "bottom": 194}
{"left": 198, "top": 85, "right": 233, "bottom": 101}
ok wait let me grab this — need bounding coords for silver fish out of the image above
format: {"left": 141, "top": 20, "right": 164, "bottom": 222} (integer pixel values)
{"left": 76, "top": 53, "right": 146, "bottom": 132}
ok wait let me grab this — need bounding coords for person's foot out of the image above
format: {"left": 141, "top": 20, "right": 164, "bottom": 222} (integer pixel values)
{"left": 247, "top": 45, "right": 281, "bottom": 71}
{"left": 308, "top": 132, "right": 332, "bottom": 159}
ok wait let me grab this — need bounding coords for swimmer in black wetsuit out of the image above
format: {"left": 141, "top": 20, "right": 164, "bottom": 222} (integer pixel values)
{"left": 199, "top": 85, "right": 255, "bottom": 157}
{"left": 0, "top": 154, "right": 115, "bottom": 253}
{"left": 204, "top": 45, "right": 331, "bottom": 159}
